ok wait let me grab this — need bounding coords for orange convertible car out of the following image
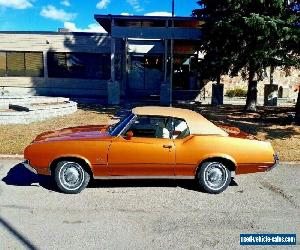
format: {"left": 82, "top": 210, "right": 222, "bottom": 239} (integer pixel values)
{"left": 24, "top": 106, "right": 279, "bottom": 194}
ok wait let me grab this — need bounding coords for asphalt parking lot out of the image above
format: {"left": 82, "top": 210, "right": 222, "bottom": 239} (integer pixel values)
{"left": 0, "top": 160, "right": 299, "bottom": 250}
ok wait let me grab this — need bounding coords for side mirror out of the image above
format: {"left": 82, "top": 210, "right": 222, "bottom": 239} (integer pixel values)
{"left": 126, "top": 131, "right": 134, "bottom": 140}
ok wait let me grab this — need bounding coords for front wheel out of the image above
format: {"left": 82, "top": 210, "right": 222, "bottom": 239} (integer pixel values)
{"left": 197, "top": 161, "right": 231, "bottom": 194}
{"left": 54, "top": 161, "right": 90, "bottom": 194}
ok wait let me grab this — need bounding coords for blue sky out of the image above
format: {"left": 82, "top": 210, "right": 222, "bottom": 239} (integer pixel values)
{"left": 0, "top": 0, "right": 199, "bottom": 32}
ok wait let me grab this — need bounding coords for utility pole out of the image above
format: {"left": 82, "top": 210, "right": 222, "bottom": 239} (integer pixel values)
{"left": 169, "top": 0, "right": 175, "bottom": 106}
{"left": 172, "top": 0, "right": 175, "bottom": 16}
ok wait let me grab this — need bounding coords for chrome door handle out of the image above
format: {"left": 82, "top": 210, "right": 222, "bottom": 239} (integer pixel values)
{"left": 163, "top": 145, "right": 172, "bottom": 149}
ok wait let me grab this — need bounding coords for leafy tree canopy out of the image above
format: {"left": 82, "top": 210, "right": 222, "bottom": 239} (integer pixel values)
{"left": 193, "top": 0, "right": 300, "bottom": 111}
{"left": 194, "top": 0, "right": 300, "bottom": 80}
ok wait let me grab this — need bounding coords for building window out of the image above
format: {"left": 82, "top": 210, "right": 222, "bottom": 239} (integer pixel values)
{"left": 173, "top": 54, "right": 197, "bottom": 90}
{"left": 7, "top": 52, "right": 25, "bottom": 76}
{"left": 0, "top": 51, "right": 44, "bottom": 77}
{"left": 47, "top": 52, "right": 111, "bottom": 80}
{"left": 0, "top": 52, "right": 6, "bottom": 77}
{"left": 25, "top": 52, "right": 44, "bottom": 77}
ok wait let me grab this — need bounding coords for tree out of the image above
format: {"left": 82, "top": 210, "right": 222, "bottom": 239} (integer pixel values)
{"left": 289, "top": 0, "right": 300, "bottom": 124}
{"left": 193, "top": 0, "right": 300, "bottom": 112}
{"left": 296, "top": 88, "right": 300, "bottom": 125}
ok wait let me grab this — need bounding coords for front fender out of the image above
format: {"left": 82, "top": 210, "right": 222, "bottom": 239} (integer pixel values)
{"left": 24, "top": 140, "right": 110, "bottom": 176}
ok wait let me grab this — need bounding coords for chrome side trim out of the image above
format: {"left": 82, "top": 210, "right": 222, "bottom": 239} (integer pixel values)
{"left": 94, "top": 175, "right": 195, "bottom": 180}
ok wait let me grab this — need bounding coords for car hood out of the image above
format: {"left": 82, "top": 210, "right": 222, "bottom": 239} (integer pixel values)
{"left": 33, "top": 125, "right": 111, "bottom": 142}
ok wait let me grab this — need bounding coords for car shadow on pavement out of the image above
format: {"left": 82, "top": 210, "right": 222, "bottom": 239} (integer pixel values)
{"left": 1, "top": 163, "right": 56, "bottom": 191}
{"left": 2, "top": 163, "right": 239, "bottom": 193}
{"left": 89, "top": 177, "right": 238, "bottom": 193}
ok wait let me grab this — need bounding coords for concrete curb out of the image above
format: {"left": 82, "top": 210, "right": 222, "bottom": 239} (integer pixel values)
{"left": 0, "top": 154, "right": 24, "bottom": 159}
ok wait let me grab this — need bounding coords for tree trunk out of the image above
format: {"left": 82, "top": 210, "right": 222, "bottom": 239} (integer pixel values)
{"left": 245, "top": 70, "right": 258, "bottom": 112}
{"left": 295, "top": 89, "right": 300, "bottom": 125}
{"left": 216, "top": 74, "right": 221, "bottom": 85}
{"left": 270, "top": 65, "right": 274, "bottom": 85}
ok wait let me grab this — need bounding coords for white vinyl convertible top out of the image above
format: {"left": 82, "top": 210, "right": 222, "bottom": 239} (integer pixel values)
{"left": 132, "top": 106, "right": 228, "bottom": 136}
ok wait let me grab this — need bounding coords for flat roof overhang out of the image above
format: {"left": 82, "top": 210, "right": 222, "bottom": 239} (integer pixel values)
{"left": 94, "top": 14, "right": 202, "bottom": 40}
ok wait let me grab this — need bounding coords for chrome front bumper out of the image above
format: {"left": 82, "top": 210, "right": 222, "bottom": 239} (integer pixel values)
{"left": 23, "top": 160, "right": 37, "bottom": 174}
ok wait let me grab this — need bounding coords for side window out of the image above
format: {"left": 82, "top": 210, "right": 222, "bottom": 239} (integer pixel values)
{"left": 125, "top": 116, "right": 171, "bottom": 139}
{"left": 172, "top": 118, "right": 190, "bottom": 139}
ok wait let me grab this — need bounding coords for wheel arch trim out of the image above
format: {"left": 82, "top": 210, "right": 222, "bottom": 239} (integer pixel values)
{"left": 195, "top": 154, "right": 237, "bottom": 175}
{"left": 49, "top": 155, "right": 94, "bottom": 177}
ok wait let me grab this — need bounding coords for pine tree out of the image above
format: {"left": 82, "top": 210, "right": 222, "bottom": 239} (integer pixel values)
{"left": 193, "top": 0, "right": 300, "bottom": 112}
{"left": 289, "top": 1, "right": 300, "bottom": 124}
{"left": 296, "top": 89, "right": 300, "bottom": 124}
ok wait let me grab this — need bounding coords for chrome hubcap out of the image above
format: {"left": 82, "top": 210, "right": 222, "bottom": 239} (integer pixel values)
{"left": 59, "top": 162, "right": 84, "bottom": 191}
{"left": 64, "top": 167, "right": 80, "bottom": 184}
{"left": 204, "top": 163, "right": 228, "bottom": 190}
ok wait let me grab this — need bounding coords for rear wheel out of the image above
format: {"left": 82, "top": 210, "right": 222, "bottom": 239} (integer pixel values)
{"left": 197, "top": 161, "right": 231, "bottom": 194}
{"left": 54, "top": 161, "right": 90, "bottom": 194}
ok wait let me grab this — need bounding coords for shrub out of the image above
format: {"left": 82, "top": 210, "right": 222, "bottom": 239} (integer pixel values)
{"left": 226, "top": 87, "right": 247, "bottom": 97}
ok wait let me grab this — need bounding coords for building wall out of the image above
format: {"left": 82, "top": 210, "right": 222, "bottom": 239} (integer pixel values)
{"left": 0, "top": 32, "right": 122, "bottom": 97}
{"left": 0, "top": 32, "right": 202, "bottom": 101}
{"left": 203, "top": 67, "right": 300, "bottom": 101}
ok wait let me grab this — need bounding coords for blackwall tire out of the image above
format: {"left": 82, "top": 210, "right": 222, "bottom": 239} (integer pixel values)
{"left": 197, "top": 161, "right": 231, "bottom": 194}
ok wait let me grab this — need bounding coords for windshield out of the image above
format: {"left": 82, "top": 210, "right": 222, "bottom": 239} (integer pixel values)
{"left": 108, "top": 113, "right": 135, "bottom": 136}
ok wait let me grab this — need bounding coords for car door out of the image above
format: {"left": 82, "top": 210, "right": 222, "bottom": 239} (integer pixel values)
{"left": 171, "top": 118, "right": 196, "bottom": 177}
{"left": 107, "top": 115, "right": 175, "bottom": 177}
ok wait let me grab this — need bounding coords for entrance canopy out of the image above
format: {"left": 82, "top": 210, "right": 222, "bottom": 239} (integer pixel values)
{"left": 94, "top": 14, "right": 203, "bottom": 40}
{"left": 93, "top": 14, "right": 204, "bottom": 103}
